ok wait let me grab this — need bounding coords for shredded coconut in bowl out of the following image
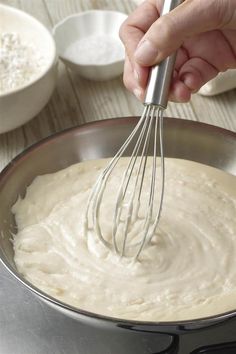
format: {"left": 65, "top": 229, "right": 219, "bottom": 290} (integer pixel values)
{"left": 0, "top": 32, "right": 46, "bottom": 94}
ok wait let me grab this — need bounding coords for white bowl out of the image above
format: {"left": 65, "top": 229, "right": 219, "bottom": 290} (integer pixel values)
{"left": 53, "top": 10, "right": 127, "bottom": 81}
{"left": 0, "top": 5, "right": 57, "bottom": 134}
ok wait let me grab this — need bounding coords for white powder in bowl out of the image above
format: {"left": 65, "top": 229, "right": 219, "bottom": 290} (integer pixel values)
{"left": 64, "top": 34, "right": 125, "bottom": 65}
{"left": 0, "top": 32, "right": 46, "bottom": 94}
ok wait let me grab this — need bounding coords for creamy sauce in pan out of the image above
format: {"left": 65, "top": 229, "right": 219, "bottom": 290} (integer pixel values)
{"left": 12, "top": 158, "right": 236, "bottom": 321}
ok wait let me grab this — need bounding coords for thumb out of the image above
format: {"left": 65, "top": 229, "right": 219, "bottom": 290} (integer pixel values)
{"left": 134, "top": 0, "right": 232, "bottom": 66}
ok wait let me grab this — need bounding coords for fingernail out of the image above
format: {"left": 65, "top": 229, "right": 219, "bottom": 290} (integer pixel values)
{"left": 134, "top": 40, "right": 158, "bottom": 64}
{"left": 181, "top": 73, "right": 195, "bottom": 90}
{"left": 133, "top": 87, "right": 142, "bottom": 100}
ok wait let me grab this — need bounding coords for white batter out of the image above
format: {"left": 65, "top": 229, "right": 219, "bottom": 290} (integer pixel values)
{"left": 12, "top": 158, "right": 236, "bottom": 321}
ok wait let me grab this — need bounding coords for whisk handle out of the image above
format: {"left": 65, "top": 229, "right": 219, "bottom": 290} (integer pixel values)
{"left": 144, "top": 0, "right": 183, "bottom": 109}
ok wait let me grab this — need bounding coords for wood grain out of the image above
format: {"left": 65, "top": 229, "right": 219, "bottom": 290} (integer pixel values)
{"left": 1, "top": 0, "right": 236, "bottom": 171}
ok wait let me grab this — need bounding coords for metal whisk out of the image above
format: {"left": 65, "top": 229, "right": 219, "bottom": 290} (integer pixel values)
{"left": 84, "top": 0, "right": 182, "bottom": 259}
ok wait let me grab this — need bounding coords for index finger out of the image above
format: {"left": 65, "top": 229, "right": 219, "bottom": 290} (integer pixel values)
{"left": 119, "top": 0, "right": 160, "bottom": 64}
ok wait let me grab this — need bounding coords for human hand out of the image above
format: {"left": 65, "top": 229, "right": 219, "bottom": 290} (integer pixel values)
{"left": 119, "top": 0, "right": 236, "bottom": 103}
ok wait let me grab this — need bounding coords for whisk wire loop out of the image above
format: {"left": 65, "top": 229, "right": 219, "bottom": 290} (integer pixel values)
{"left": 84, "top": 106, "right": 149, "bottom": 250}
{"left": 113, "top": 106, "right": 155, "bottom": 255}
{"left": 84, "top": 105, "right": 165, "bottom": 258}
{"left": 135, "top": 107, "right": 164, "bottom": 259}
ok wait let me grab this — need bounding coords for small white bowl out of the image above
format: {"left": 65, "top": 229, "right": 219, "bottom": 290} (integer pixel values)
{"left": 0, "top": 5, "right": 57, "bottom": 134}
{"left": 53, "top": 10, "right": 127, "bottom": 81}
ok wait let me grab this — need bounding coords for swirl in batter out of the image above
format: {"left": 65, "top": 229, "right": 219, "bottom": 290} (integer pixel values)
{"left": 12, "top": 158, "right": 236, "bottom": 321}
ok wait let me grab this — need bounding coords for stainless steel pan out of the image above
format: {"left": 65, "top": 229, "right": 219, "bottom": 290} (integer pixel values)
{"left": 0, "top": 117, "right": 236, "bottom": 354}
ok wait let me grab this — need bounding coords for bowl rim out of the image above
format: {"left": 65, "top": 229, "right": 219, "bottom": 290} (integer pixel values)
{"left": 1, "top": 117, "right": 236, "bottom": 329}
{"left": 0, "top": 4, "right": 57, "bottom": 98}
{"left": 53, "top": 9, "right": 127, "bottom": 67}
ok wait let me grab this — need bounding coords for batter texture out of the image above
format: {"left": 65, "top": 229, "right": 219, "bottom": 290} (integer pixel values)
{"left": 12, "top": 158, "right": 236, "bottom": 321}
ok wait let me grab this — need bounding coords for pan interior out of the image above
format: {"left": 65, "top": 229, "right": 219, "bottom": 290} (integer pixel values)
{"left": 0, "top": 118, "right": 236, "bottom": 323}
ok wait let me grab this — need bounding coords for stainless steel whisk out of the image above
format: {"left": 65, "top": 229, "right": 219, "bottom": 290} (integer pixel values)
{"left": 84, "top": 0, "right": 182, "bottom": 259}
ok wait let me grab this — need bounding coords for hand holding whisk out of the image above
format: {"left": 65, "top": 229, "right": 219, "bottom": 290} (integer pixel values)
{"left": 84, "top": 0, "right": 182, "bottom": 259}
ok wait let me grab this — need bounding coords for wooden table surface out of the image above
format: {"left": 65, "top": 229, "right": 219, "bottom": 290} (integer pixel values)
{"left": 1, "top": 0, "right": 236, "bottom": 172}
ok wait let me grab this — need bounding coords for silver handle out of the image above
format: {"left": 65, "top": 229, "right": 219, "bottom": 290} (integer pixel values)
{"left": 144, "top": 0, "right": 182, "bottom": 108}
